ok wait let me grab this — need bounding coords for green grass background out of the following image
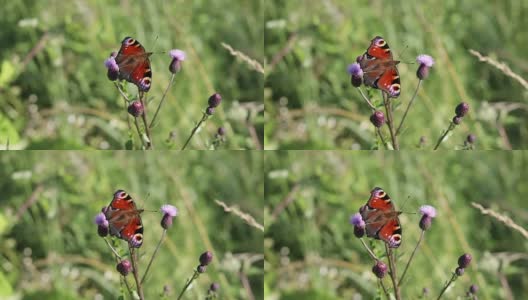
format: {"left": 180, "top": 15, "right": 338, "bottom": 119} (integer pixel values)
{"left": 264, "top": 0, "right": 528, "bottom": 149}
{"left": 0, "top": 0, "right": 263, "bottom": 149}
{"left": 0, "top": 151, "right": 263, "bottom": 299}
{"left": 264, "top": 151, "right": 528, "bottom": 299}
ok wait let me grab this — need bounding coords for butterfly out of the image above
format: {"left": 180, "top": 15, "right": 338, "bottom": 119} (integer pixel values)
{"left": 358, "top": 36, "right": 401, "bottom": 98}
{"left": 104, "top": 189, "right": 144, "bottom": 248}
{"left": 360, "top": 187, "right": 402, "bottom": 248}
{"left": 115, "top": 37, "right": 153, "bottom": 92}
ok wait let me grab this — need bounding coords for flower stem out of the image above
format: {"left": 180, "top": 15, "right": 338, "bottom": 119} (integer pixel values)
{"left": 176, "top": 270, "right": 200, "bottom": 300}
{"left": 129, "top": 247, "right": 145, "bottom": 300}
{"left": 436, "top": 272, "right": 457, "bottom": 300}
{"left": 104, "top": 238, "right": 122, "bottom": 259}
{"left": 383, "top": 93, "right": 399, "bottom": 150}
{"left": 149, "top": 73, "right": 175, "bottom": 128}
{"left": 385, "top": 244, "right": 401, "bottom": 300}
{"left": 181, "top": 112, "right": 209, "bottom": 150}
{"left": 396, "top": 80, "right": 422, "bottom": 136}
{"left": 141, "top": 229, "right": 166, "bottom": 284}
{"left": 398, "top": 230, "right": 425, "bottom": 286}
{"left": 379, "top": 279, "right": 390, "bottom": 300}
{"left": 357, "top": 88, "right": 377, "bottom": 110}
{"left": 359, "top": 238, "right": 379, "bottom": 261}
{"left": 433, "top": 122, "right": 456, "bottom": 150}
{"left": 376, "top": 128, "right": 388, "bottom": 150}
{"left": 139, "top": 92, "right": 153, "bottom": 150}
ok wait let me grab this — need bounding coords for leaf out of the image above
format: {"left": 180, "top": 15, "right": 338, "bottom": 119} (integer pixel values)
{"left": 0, "top": 112, "right": 20, "bottom": 147}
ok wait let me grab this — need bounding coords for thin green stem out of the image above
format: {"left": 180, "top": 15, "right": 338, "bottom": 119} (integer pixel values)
{"left": 129, "top": 247, "right": 145, "bottom": 300}
{"left": 379, "top": 279, "right": 390, "bottom": 300}
{"left": 104, "top": 238, "right": 122, "bottom": 259}
{"left": 141, "top": 229, "right": 166, "bottom": 284}
{"left": 149, "top": 73, "right": 176, "bottom": 128}
{"left": 396, "top": 80, "right": 422, "bottom": 136}
{"left": 383, "top": 93, "right": 399, "bottom": 150}
{"left": 376, "top": 128, "right": 388, "bottom": 150}
{"left": 181, "top": 112, "right": 209, "bottom": 150}
{"left": 139, "top": 93, "right": 153, "bottom": 150}
{"left": 176, "top": 270, "right": 200, "bottom": 300}
{"left": 436, "top": 272, "right": 457, "bottom": 300}
{"left": 398, "top": 230, "right": 425, "bottom": 286}
{"left": 386, "top": 244, "right": 401, "bottom": 300}
{"left": 359, "top": 238, "right": 379, "bottom": 261}
{"left": 434, "top": 122, "right": 456, "bottom": 150}
{"left": 134, "top": 118, "right": 144, "bottom": 149}
{"left": 357, "top": 88, "right": 377, "bottom": 111}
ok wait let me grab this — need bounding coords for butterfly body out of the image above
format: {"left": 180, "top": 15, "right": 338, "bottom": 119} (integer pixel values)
{"left": 358, "top": 36, "right": 401, "bottom": 98}
{"left": 115, "top": 37, "right": 152, "bottom": 92}
{"left": 104, "top": 189, "right": 144, "bottom": 247}
{"left": 360, "top": 187, "right": 402, "bottom": 248}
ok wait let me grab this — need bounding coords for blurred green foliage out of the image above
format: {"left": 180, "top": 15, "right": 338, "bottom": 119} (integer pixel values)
{"left": 0, "top": 0, "right": 263, "bottom": 149}
{"left": 264, "top": 0, "right": 528, "bottom": 149}
{"left": 264, "top": 151, "right": 528, "bottom": 299}
{"left": 0, "top": 151, "right": 263, "bottom": 299}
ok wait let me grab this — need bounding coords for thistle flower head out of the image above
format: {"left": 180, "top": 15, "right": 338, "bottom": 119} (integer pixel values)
{"left": 94, "top": 212, "right": 109, "bottom": 227}
{"left": 372, "top": 260, "right": 388, "bottom": 279}
{"left": 455, "top": 102, "right": 470, "bottom": 117}
{"left": 199, "top": 251, "right": 214, "bottom": 266}
{"left": 419, "top": 205, "right": 437, "bottom": 218}
{"left": 370, "top": 110, "right": 386, "bottom": 128}
{"left": 348, "top": 63, "right": 363, "bottom": 87}
{"left": 160, "top": 204, "right": 178, "bottom": 229}
{"left": 116, "top": 259, "right": 132, "bottom": 276}
{"left": 416, "top": 54, "right": 435, "bottom": 68}
{"left": 127, "top": 101, "right": 144, "bottom": 117}
{"left": 458, "top": 253, "right": 472, "bottom": 268}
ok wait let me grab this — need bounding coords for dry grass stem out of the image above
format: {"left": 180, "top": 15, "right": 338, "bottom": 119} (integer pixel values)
{"left": 215, "top": 200, "right": 263, "bottom": 231}
{"left": 221, "top": 43, "right": 264, "bottom": 74}
{"left": 471, "top": 202, "right": 528, "bottom": 239}
{"left": 469, "top": 49, "right": 528, "bottom": 90}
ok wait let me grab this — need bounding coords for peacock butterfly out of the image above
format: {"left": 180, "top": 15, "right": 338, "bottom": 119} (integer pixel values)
{"left": 358, "top": 36, "right": 401, "bottom": 98}
{"left": 104, "top": 189, "right": 144, "bottom": 248}
{"left": 360, "top": 187, "right": 402, "bottom": 248}
{"left": 115, "top": 37, "right": 153, "bottom": 92}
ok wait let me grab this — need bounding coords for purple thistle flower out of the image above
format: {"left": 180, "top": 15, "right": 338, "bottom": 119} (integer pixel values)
{"left": 348, "top": 63, "right": 363, "bottom": 77}
{"left": 372, "top": 260, "right": 388, "bottom": 279}
{"left": 169, "top": 49, "right": 186, "bottom": 61}
{"left": 350, "top": 213, "right": 365, "bottom": 227}
{"left": 419, "top": 205, "right": 436, "bottom": 230}
{"left": 455, "top": 102, "right": 470, "bottom": 117}
{"left": 116, "top": 259, "right": 132, "bottom": 276}
{"left": 458, "top": 253, "right": 472, "bottom": 268}
{"left": 416, "top": 54, "right": 434, "bottom": 80}
{"left": 104, "top": 56, "right": 119, "bottom": 72}
{"left": 416, "top": 54, "right": 435, "bottom": 68}
{"left": 168, "top": 49, "right": 186, "bottom": 74}
{"left": 419, "top": 205, "right": 437, "bottom": 218}
{"left": 161, "top": 204, "right": 178, "bottom": 217}
{"left": 199, "top": 251, "right": 214, "bottom": 266}
{"left": 348, "top": 63, "right": 363, "bottom": 87}
{"left": 160, "top": 204, "right": 178, "bottom": 229}
{"left": 350, "top": 213, "right": 366, "bottom": 238}
{"left": 127, "top": 101, "right": 144, "bottom": 117}
{"left": 370, "top": 111, "right": 386, "bottom": 128}
{"left": 208, "top": 93, "right": 222, "bottom": 108}
{"left": 94, "top": 212, "right": 109, "bottom": 227}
